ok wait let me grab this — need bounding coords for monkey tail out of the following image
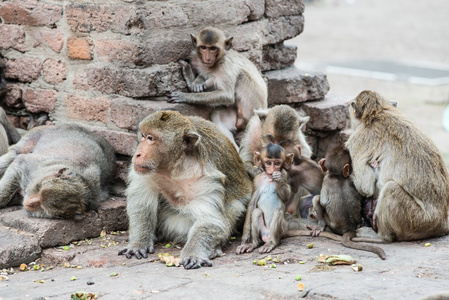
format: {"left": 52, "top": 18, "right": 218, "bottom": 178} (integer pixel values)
{"left": 284, "top": 230, "right": 341, "bottom": 241}
{"left": 342, "top": 232, "right": 386, "bottom": 260}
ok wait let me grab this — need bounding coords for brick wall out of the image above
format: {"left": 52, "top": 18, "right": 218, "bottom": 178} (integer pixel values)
{"left": 0, "top": 0, "right": 343, "bottom": 164}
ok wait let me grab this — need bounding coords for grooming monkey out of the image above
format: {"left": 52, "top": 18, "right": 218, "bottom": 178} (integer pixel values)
{"left": 119, "top": 111, "right": 252, "bottom": 269}
{"left": 309, "top": 145, "right": 386, "bottom": 259}
{"left": 346, "top": 90, "right": 449, "bottom": 242}
{"left": 169, "top": 26, "right": 268, "bottom": 149}
{"left": 236, "top": 143, "right": 293, "bottom": 254}
{"left": 0, "top": 124, "right": 116, "bottom": 219}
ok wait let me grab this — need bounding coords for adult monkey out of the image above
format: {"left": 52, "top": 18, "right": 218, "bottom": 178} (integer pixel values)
{"left": 168, "top": 26, "right": 268, "bottom": 149}
{"left": 346, "top": 90, "right": 449, "bottom": 242}
{"left": 118, "top": 111, "right": 252, "bottom": 269}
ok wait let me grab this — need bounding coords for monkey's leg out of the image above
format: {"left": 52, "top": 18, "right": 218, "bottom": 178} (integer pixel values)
{"left": 211, "top": 108, "right": 238, "bottom": 150}
{"left": 236, "top": 207, "right": 262, "bottom": 254}
{"left": 259, "top": 208, "right": 285, "bottom": 254}
{"left": 118, "top": 172, "right": 159, "bottom": 259}
{"left": 308, "top": 195, "right": 326, "bottom": 236}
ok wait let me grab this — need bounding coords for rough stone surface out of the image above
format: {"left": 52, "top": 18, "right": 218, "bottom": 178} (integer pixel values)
{"left": 0, "top": 226, "right": 41, "bottom": 269}
{"left": 265, "top": 67, "right": 330, "bottom": 105}
{"left": 42, "top": 59, "right": 66, "bottom": 84}
{"left": 22, "top": 88, "right": 57, "bottom": 113}
{"left": 4, "top": 58, "right": 42, "bottom": 83}
{"left": 261, "top": 42, "right": 297, "bottom": 71}
{"left": 0, "top": 0, "right": 63, "bottom": 27}
{"left": 65, "top": 94, "right": 110, "bottom": 124}
{"left": 3, "top": 83, "right": 24, "bottom": 108}
{"left": 302, "top": 94, "right": 352, "bottom": 131}
{"left": 31, "top": 29, "right": 64, "bottom": 53}
{"left": 91, "top": 128, "right": 137, "bottom": 157}
{"left": 265, "top": 0, "right": 305, "bottom": 18}
{"left": 0, "top": 24, "right": 26, "bottom": 52}
{"left": 67, "top": 37, "right": 93, "bottom": 60}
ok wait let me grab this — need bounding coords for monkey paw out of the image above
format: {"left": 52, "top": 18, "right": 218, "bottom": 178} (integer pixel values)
{"left": 235, "top": 243, "right": 255, "bottom": 254}
{"left": 168, "top": 92, "right": 186, "bottom": 103}
{"left": 180, "top": 256, "right": 213, "bottom": 270}
{"left": 307, "top": 225, "right": 323, "bottom": 237}
{"left": 272, "top": 171, "right": 283, "bottom": 182}
{"left": 118, "top": 244, "right": 154, "bottom": 260}
{"left": 178, "top": 59, "right": 189, "bottom": 67}
{"left": 259, "top": 242, "right": 276, "bottom": 254}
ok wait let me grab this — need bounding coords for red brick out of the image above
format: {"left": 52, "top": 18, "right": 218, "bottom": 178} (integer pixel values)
{"left": 3, "top": 83, "right": 23, "bottom": 108}
{"left": 95, "top": 39, "right": 139, "bottom": 64}
{"left": 67, "top": 37, "right": 92, "bottom": 60}
{"left": 0, "top": 24, "right": 25, "bottom": 52}
{"left": 4, "top": 57, "right": 42, "bottom": 82}
{"left": 65, "top": 94, "right": 110, "bottom": 124}
{"left": 43, "top": 59, "right": 66, "bottom": 84}
{"left": 0, "top": 0, "right": 62, "bottom": 26}
{"left": 22, "top": 88, "right": 57, "bottom": 113}
{"left": 91, "top": 128, "right": 137, "bottom": 157}
{"left": 31, "top": 29, "right": 64, "bottom": 53}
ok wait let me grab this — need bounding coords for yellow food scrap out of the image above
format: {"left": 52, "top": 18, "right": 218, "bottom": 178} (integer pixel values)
{"left": 297, "top": 283, "right": 305, "bottom": 291}
{"left": 157, "top": 253, "right": 180, "bottom": 267}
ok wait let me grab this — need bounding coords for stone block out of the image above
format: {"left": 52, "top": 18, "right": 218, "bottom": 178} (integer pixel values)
{"left": 98, "top": 197, "right": 128, "bottom": 232}
{"left": 302, "top": 94, "right": 352, "bottom": 131}
{"left": 0, "top": 24, "right": 26, "bottom": 52}
{"left": 244, "top": 0, "right": 265, "bottom": 21}
{"left": 260, "top": 43, "right": 297, "bottom": 72}
{"left": 0, "top": 226, "right": 41, "bottom": 268}
{"left": 4, "top": 57, "right": 42, "bottom": 83}
{"left": 265, "top": 67, "right": 329, "bottom": 105}
{"left": 66, "top": 4, "right": 140, "bottom": 34}
{"left": 65, "top": 94, "right": 110, "bottom": 124}
{"left": 91, "top": 128, "right": 137, "bottom": 157}
{"left": 74, "top": 63, "right": 186, "bottom": 98}
{"left": 265, "top": 16, "right": 305, "bottom": 45}
{"left": 43, "top": 59, "right": 66, "bottom": 84}
{"left": 31, "top": 29, "right": 64, "bottom": 53}
{"left": 110, "top": 97, "right": 212, "bottom": 131}
{"left": 0, "top": 0, "right": 62, "bottom": 27}
{"left": 22, "top": 88, "right": 57, "bottom": 113}
{"left": 67, "top": 37, "right": 93, "bottom": 60}
{"left": 3, "top": 83, "right": 23, "bottom": 108}
{"left": 265, "top": 0, "right": 305, "bottom": 18}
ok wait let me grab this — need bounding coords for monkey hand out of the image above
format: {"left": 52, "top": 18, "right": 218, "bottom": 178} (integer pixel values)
{"left": 236, "top": 243, "right": 256, "bottom": 255}
{"left": 180, "top": 255, "right": 213, "bottom": 270}
{"left": 307, "top": 225, "right": 324, "bottom": 237}
{"left": 178, "top": 59, "right": 190, "bottom": 68}
{"left": 272, "top": 171, "right": 283, "bottom": 183}
{"left": 191, "top": 82, "right": 207, "bottom": 93}
{"left": 118, "top": 243, "right": 154, "bottom": 260}
{"left": 168, "top": 92, "right": 187, "bottom": 103}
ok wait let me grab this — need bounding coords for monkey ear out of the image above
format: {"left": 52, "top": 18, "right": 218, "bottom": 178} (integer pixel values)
{"left": 184, "top": 130, "right": 201, "bottom": 151}
{"left": 190, "top": 34, "right": 198, "bottom": 48}
{"left": 351, "top": 102, "right": 362, "bottom": 119}
{"left": 253, "top": 151, "right": 262, "bottom": 167}
{"left": 296, "top": 145, "right": 302, "bottom": 156}
{"left": 24, "top": 195, "right": 41, "bottom": 210}
{"left": 342, "top": 164, "right": 351, "bottom": 178}
{"left": 254, "top": 109, "right": 267, "bottom": 122}
{"left": 284, "top": 153, "right": 294, "bottom": 170}
{"left": 319, "top": 158, "right": 327, "bottom": 173}
{"left": 262, "top": 133, "right": 274, "bottom": 144}
{"left": 299, "top": 116, "right": 310, "bottom": 130}
{"left": 224, "top": 37, "right": 233, "bottom": 51}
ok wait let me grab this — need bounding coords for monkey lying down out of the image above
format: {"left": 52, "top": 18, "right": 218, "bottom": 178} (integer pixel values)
{"left": 0, "top": 124, "right": 115, "bottom": 219}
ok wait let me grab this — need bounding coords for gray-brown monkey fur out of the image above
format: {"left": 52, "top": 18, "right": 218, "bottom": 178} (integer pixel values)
{"left": 239, "top": 105, "right": 312, "bottom": 180}
{"left": 0, "top": 124, "right": 115, "bottom": 219}
{"left": 169, "top": 26, "right": 267, "bottom": 149}
{"left": 119, "top": 110, "right": 252, "bottom": 269}
{"left": 310, "top": 145, "right": 386, "bottom": 259}
{"left": 346, "top": 90, "right": 449, "bottom": 242}
{"left": 236, "top": 143, "right": 293, "bottom": 254}
{"left": 0, "top": 107, "right": 21, "bottom": 156}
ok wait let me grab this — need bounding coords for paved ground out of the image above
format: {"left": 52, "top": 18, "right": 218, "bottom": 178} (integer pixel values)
{"left": 2, "top": 0, "right": 449, "bottom": 299}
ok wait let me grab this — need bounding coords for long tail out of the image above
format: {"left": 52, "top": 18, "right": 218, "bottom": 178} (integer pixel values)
{"left": 342, "top": 231, "right": 386, "bottom": 260}
{"left": 284, "top": 229, "right": 341, "bottom": 241}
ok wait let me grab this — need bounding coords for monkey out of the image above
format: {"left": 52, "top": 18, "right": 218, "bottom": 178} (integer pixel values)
{"left": 0, "top": 107, "right": 21, "bottom": 156}
{"left": 308, "top": 145, "right": 386, "bottom": 259}
{"left": 0, "top": 57, "right": 7, "bottom": 99}
{"left": 168, "top": 26, "right": 268, "bottom": 149}
{"left": 346, "top": 90, "right": 449, "bottom": 242}
{"left": 239, "top": 105, "right": 312, "bottom": 180}
{"left": 236, "top": 143, "right": 294, "bottom": 254}
{"left": 0, "top": 124, "right": 116, "bottom": 219}
{"left": 118, "top": 110, "right": 252, "bottom": 269}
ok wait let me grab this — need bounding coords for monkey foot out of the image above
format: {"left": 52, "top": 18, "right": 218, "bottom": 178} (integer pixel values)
{"left": 180, "top": 257, "right": 213, "bottom": 269}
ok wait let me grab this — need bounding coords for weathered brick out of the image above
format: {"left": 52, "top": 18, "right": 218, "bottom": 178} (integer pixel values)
{"left": 260, "top": 43, "right": 297, "bottom": 72}
{"left": 0, "top": 209, "right": 102, "bottom": 248}
{"left": 31, "top": 29, "right": 64, "bottom": 53}
{"left": 302, "top": 94, "right": 352, "bottom": 132}
{"left": 110, "top": 97, "right": 212, "bottom": 131}
{"left": 98, "top": 197, "right": 128, "bottom": 232}
{"left": 0, "top": 24, "right": 26, "bottom": 52}
{"left": 245, "top": 0, "right": 265, "bottom": 21}
{"left": 67, "top": 37, "right": 92, "bottom": 60}
{"left": 91, "top": 128, "right": 137, "bottom": 157}
{"left": 265, "top": 0, "right": 305, "bottom": 18}
{"left": 43, "top": 59, "right": 66, "bottom": 84}
{"left": 3, "top": 83, "right": 23, "bottom": 108}
{"left": 66, "top": 4, "right": 140, "bottom": 34}
{"left": 0, "top": 0, "right": 62, "bottom": 26}
{"left": 95, "top": 39, "right": 139, "bottom": 64}
{"left": 265, "top": 67, "right": 330, "bottom": 105}
{"left": 74, "top": 63, "right": 186, "bottom": 98}
{"left": 22, "top": 88, "right": 57, "bottom": 113}
{"left": 65, "top": 94, "right": 110, "bottom": 124}
{"left": 0, "top": 226, "right": 41, "bottom": 268}
{"left": 4, "top": 57, "right": 42, "bottom": 82}
{"left": 266, "top": 16, "right": 305, "bottom": 45}
{"left": 134, "top": 38, "right": 192, "bottom": 66}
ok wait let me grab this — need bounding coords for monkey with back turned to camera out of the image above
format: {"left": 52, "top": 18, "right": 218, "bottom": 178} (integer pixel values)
{"left": 346, "top": 90, "right": 449, "bottom": 242}
{"left": 168, "top": 26, "right": 268, "bottom": 149}
{"left": 0, "top": 124, "right": 115, "bottom": 219}
{"left": 118, "top": 111, "right": 252, "bottom": 269}
{"left": 309, "top": 145, "right": 386, "bottom": 259}
{"left": 236, "top": 143, "right": 293, "bottom": 254}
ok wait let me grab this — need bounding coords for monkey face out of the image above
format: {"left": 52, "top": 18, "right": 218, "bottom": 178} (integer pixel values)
{"left": 263, "top": 158, "right": 283, "bottom": 176}
{"left": 198, "top": 45, "right": 219, "bottom": 67}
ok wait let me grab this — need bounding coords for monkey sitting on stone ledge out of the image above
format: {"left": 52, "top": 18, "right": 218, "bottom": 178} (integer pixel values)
{"left": 0, "top": 124, "right": 116, "bottom": 219}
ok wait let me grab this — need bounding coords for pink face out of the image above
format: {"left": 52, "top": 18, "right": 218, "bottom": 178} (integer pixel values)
{"left": 263, "top": 158, "right": 283, "bottom": 176}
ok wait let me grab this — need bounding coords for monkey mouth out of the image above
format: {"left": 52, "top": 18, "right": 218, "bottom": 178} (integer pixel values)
{"left": 133, "top": 164, "right": 154, "bottom": 174}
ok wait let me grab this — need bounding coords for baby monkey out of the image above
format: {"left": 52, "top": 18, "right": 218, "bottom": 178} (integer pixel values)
{"left": 236, "top": 143, "right": 293, "bottom": 254}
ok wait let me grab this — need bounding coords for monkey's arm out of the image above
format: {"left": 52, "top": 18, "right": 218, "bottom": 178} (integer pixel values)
{"left": 118, "top": 171, "right": 159, "bottom": 259}
{"left": 168, "top": 89, "right": 234, "bottom": 106}
{"left": 0, "top": 160, "right": 22, "bottom": 207}
{"left": 273, "top": 170, "right": 291, "bottom": 203}
{"left": 308, "top": 195, "right": 326, "bottom": 236}
{"left": 239, "top": 116, "right": 264, "bottom": 179}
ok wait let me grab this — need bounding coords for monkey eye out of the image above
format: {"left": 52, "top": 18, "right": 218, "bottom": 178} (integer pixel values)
{"left": 275, "top": 162, "right": 281, "bottom": 166}
{"left": 199, "top": 46, "right": 207, "bottom": 50}
{"left": 266, "top": 161, "right": 272, "bottom": 165}
{"left": 210, "top": 46, "right": 218, "bottom": 52}
{"left": 141, "top": 133, "right": 156, "bottom": 143}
